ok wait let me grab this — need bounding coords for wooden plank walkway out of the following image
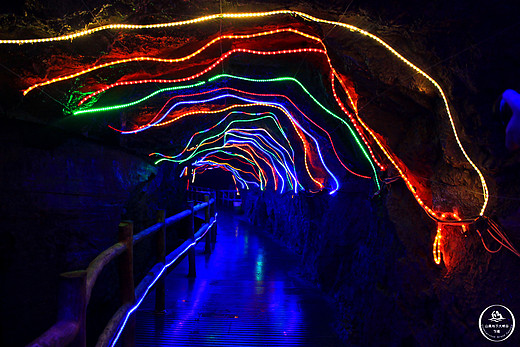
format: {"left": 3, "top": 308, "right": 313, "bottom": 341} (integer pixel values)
{"left": 134, "top": 212, "right": 344, "bottom": 346}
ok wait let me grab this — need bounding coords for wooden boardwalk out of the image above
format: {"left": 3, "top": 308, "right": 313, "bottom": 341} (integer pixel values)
{"left": 134, "top": 212, "right": 344, "bottom": 346}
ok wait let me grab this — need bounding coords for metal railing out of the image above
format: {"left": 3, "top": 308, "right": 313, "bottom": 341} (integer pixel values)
{"left": 188, "top": 186, "right": 241, "bottom": 207}
{"left": 187, "top": 186, "right": 216, "bottom": 204}
{"left": 217, "top": 190, "right": 241, "bottom": 207}
{"left": 28, "top": 195, "right": 217, "bottom": 347}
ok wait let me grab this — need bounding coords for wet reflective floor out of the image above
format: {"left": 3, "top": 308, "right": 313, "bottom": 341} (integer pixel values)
{"left": 135, "top": 212, "right": 345, "bottom": 346}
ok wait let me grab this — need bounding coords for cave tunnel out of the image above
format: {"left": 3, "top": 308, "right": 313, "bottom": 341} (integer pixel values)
{"left": 1, "top": 1, "right": 520, "bottom": 346}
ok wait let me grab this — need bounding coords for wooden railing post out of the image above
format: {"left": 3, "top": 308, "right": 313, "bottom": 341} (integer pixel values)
{"left": 155, "top": 210, "right": 166, "bottom": 312}
{"left": 118, "top": 221, "right": 135, "bottom": 347}
{"left": 62, "top": 270, "right": 88, "bottom": 347}
{"left": 188, "top": 201, "right": 196, "bottom": 277}
{"left": 211, "top": 192, "right": 217, "bottom": 243}
{"left": 204, "top": 195, "right": 211, "bottom": 253}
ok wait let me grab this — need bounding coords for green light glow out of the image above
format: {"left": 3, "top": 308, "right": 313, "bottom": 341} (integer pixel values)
{"left": 73, "top": 73, "right": 379, "bottom": 189}
{"left": 72, "top": 81, "right": 205, "bottom": 115}
{"left": 210, "top": 74, "right": 380, "bottom": 190}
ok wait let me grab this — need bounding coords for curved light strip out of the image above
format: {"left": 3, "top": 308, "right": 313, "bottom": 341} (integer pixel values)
{"left": 68, "top": 40, "right": 384, "bottom": 174}
{"left": 193, "top": 164, "right": 244, "bottom": 191}
{"left": 201, "top": 150, "right": 267, "bottom": 189}
{"left": 103, "top": 85, "right": 372, "bottom": 182}
{"left": 150, "top": 92, "right": 339, "bottom": 193}
{"left": 22, "top": 28, "right": 321, "bottom": 96}
{"left": 164, "top": 111, "right": 294, "bottom": 161}
{"left": 76, "top": 79, "right": 375, "bottom": 183}
{"left": 196, "top": 159, "right": 261, "bottom": 188}
{"left": 7, "top": 9, "right": 486, "bottom": 218}
{"left": 109, "top": 216, "right": 218, "bottom": 347}
{"left": 225, "top": 133, "right": 296, "bottom": 193}
{"left": 76, "top": 47, "right": 327, "bottom": 106}
{"left": 166, "top": 122, "right": 297, "bottom": 188}
{"left": 194, "top": 163, "right": 250, "bottom": 189}
{"left": 201, "top": 163, "right": 252, "bottom": 189}
{"left": 201, "top": 148, "right": 282, "bottom": 193}
{"left": 138, "top": 93, "right": 323, "bottom": 190}
{"left": 43, "top": 26, "right": 383, "bottom": 176}
{"left": 158, "top": 131, "right": 300, "bottom": 193}
{"left": 4, "top": 10, "right": 491, "bottom": 262}
{"left": 147, "top": 101, "right": 316, "bottom": 188}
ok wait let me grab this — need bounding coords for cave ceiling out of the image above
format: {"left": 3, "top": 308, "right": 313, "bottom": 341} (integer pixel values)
{"left": 1, "top": 0, "right": 519, "bottom": 265}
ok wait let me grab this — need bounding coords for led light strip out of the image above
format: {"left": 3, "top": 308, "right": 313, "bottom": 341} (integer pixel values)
{"left": 224, "top": 134, "right": 296, "bottom": 193}
{"left": 65, "top": 29, "right": 384, "bottom": 173}
{"left": 149, "top": 102, "right": 314, "bottom": 187}
{"left": 193, "top": 164, "right": 242, "bottom": 192}
{"left": 76, "top": 47, "right": 328, "bottom": 106}
{"left": 228, "top": 131, "right": 293, "bottom": 192}
{"left": 106, "top": 85, "right": 370, "bottom": 181}
{"left": 22, "top": 28, "right": 321, "bottom": 96}
{"left": 155, "top": 93, "right": 339, "bottom": 194}
{"left": 158, "top": 130, "right": 302, "bottom": 193}
{"left": 73, "top": 81, "right": 205, "bottom": 114}
{"left": 109, "top": 216, "right": 217, "bottom": 347}
{"left": 433, "top": 226, "right": 442, "bottom": 265}
{"left": 432, "top": 212, "right": 467, "bottom": 264}
{"left": 194, "top": 162, "right": 255, "bottom": 189}
{"left": 0, "top": 11, "right": 302, "bottom": 44}
{"left": 163, "top": 112, "right": 294, "bottom": 162}
{"left": 76, "top": 76, "right": 375, "bottom": 182}
{"left": 201, "top": 148, "right": 279, "bottom": 192}
{"left": 197, "top": 159, "right": 262, "bottom": 188}
{"left": 142, "top": 96, "right": 325, "bottom": 191}
{"left": 6, "top": 10, "right": 491, "bottom": 261}
{"left": 201, "top": 150, "right": 267, "bottom": 189}
{"left": 295, "top": 12, "right": 489, "bottom": 217}
{"left": 194, "top": 163, "right": 249, "bottom": 189}
{"left": 10, "top": 9, "right": 484, "bottom": 219}
{"left": 31, "top": 26, "right": 383, "bottom": 177}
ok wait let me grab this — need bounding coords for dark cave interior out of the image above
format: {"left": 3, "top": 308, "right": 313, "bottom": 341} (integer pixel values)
{"left": 1, "top": 1, "right": 520, "bottom": 346}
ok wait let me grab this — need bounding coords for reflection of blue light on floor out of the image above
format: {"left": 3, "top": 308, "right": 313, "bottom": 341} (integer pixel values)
{"left": 134, "top": 212, "right": 344, "bottom": 346}
{"left": 255, "top": 252, "right": 264, "bottom": 282}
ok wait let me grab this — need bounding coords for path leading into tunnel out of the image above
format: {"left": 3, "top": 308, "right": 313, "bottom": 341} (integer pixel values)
{"left": 134, "top": 211, "right": 344, "bottom": 346}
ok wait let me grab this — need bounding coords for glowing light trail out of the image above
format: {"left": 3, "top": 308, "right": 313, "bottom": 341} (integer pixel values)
{"left": 161, "top": 112, "right": 295, "bottom": 162}
{"left": 202, "top": 151, "right": 266, "bottom": 189}
{"left": 9, "top": 9, "right": 484, "bottom": 221}
{"left": 4, "top": 9, "right": 495, "bottom": 261}
{"left": 200, "top": 149, "right": 279, "bottom": 192}
{"left": 82, "top": 81, "right": 374, "bottom": 182}
{"left": 137, "top": 92, "right": 328, "bottom": 190}
{"left": 157, "top": 130, "right": 301, "bottom": 193}
{"left": 76, "top": 47, "right": 328, "bottom": 106}
{"left": 109, "top": 216, "right": 217, "bottom": 347}
{"left": 22, "top": 28, "right": 321, "bottom": 96}
{"left": 40, "top": 27, "right": 383, "bottom": 178}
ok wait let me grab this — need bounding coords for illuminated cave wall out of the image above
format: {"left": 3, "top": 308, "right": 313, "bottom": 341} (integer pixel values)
{"left": 1, "top": 0, "right": 520, "bottom": 346}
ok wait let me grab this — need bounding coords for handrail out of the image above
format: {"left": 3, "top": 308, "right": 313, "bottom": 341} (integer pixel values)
{"left": 28, "top": 195, "right": 217, "bottom": 347}
{"left": 86, "top": 243, "right": 127, "bottom": 300}
{"left": 98, "top": 218, "right": 215, "bottom": 347}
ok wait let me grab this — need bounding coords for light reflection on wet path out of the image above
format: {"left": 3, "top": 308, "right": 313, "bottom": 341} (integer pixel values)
{"left": 135, "top": 212, "right": 344, "bottom": 346}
